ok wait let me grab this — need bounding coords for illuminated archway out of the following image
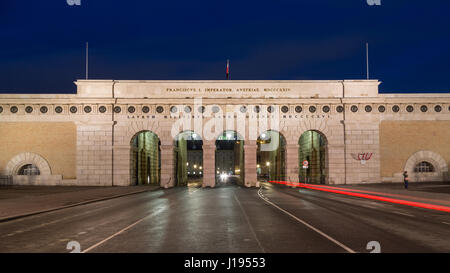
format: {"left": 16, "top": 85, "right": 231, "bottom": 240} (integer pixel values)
{"left": 298, "top": 130, "right": 328, "bottom": 184}
{"left": 256, "top": 130, "right": 286, "bottom": 181}
{"left": 130, "top": 131, "right": 161, "bottom": 185}
{"left": 215, "top": 131, "right": 244, "bottom": 185}
{"left": 174, "top": 130, "right": 203, "bottom": 187}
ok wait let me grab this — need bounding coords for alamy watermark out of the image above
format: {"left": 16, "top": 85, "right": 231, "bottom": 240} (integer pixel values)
{"left": 67, "top": 0, "right": 81, "bottom": 6}
{"left": 366, "top": 0, "right": 381, "bottom": 6}
{"left": 366, "top": 241, "right": 381, "bottom": 253}
{"left": 67, "top": 241, "right": 81, "bottom": 253}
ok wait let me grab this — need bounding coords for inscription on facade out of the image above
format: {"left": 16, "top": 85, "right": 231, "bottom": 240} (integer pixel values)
{"left": 166, "top": 88, "right": 291, "bottom": 93}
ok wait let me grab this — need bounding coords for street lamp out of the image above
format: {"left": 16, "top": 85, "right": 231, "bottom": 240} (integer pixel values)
{"left": 266, "top": 161, "right": 270, "bottom": 181}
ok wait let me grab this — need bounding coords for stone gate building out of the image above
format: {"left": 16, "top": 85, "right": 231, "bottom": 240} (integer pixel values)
{"left": 0, "top": 80, "right": 449, "bottom": 187}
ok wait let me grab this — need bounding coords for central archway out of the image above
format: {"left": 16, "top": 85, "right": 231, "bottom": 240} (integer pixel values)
{"left": 257, "top": 130, "right": 286, "bottom": 182}
{"left": 298, "top": 130, "right": 328, "bottom": 184}
{"left": 130, "top": 131, "right": 161, "bottom": 185}
{"left": 174, "top": 131, "right": 203, "bottom": 187}
{"left": 215, "top": 131, "right": 244, "bottom": 186}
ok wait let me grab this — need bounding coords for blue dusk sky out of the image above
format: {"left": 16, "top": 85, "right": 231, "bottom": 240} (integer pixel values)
{"left": 0, "top": 0, "right": 449, "bottom": 94}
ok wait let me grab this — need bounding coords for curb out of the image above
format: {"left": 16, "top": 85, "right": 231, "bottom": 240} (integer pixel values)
{"left": 0, "top": 187, "right": 162, "bottom": 223}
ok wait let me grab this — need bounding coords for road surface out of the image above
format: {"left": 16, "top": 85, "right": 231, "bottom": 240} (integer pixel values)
{"left": 0, "top": 182, "right": 449, "bottom": 253}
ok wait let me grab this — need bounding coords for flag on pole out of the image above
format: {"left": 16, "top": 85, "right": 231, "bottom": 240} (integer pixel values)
{"left": 226, "top": 59, "right": 230, "bottom": 80}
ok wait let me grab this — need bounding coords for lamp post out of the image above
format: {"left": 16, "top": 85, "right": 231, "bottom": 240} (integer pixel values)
{"left": 266, "top": 161, "right": 270, "bottom": 182}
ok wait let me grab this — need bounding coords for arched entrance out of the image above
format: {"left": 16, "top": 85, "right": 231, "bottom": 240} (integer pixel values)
{"left": 130, "top": 131, "right": 161, "bottom": 185}
{"left": 256, "top": 130, "right": 286, "bottom": 182}
{"left": 174, "top": 131, "right": 203, "bottom": 187}
{"left": 215, "top": 131, "right": 244, "bottom": 185}
{"left": 298, "top": 130, "right": 328, "bottom": 184}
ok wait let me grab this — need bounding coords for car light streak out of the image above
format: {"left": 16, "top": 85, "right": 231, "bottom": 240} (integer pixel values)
{"left": 268, "top": 180, "right": 450, "bottom": 213}
{"left": 287, "top": 183, "right": 450, "bottom": 206}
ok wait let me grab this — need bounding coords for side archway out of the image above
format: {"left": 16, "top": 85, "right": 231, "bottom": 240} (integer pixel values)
{"left": 298, "top": 130, "right": 329, "bottom": 184}
{"left": 130, "top": 130, "right": 161, "bottom": 185}
{"left": 256, "top": 130, "right": 286, "bottom": 182}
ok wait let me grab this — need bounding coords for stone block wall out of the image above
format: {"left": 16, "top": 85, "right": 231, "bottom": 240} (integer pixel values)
{"left": 76, "top": 123, "right": 113, "bottom": 186}
{"left": 344, "top": 121, "right": 381, "bottom": 184}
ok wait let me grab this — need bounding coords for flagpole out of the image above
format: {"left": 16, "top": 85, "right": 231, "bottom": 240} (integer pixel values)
{"left": 366, "top": 42, "right": 369, "bottom": 80}
{"left": 86, "top": 42, "right": 89, "bottom": 80}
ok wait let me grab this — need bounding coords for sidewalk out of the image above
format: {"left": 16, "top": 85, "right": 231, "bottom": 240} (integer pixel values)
{"left": 0, "top": 185, "right": 160, "bottom": 222}
{"left": 325, "top": 182, "right": 450, "bottom": 207}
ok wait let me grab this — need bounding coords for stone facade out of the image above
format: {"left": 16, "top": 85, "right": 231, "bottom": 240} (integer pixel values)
{"left": 0, "top": 80, "right": 449, "bottom": 186}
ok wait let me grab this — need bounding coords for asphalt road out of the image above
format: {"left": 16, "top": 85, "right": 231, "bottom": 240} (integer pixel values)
{"left": 0, "top": 182, "right": 449, "bottom": 253}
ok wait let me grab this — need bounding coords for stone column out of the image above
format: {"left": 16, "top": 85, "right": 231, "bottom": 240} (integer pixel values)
{"left": 160, "top": 144, "right": 175, "bottom": 188}
{"left": 286, "top": 144, "right": 299, "bottom": 184}
{"left": 202, "top": 143, "right": 216, "bottom": 188}
{"left": 244, "top": 143, "right": 258, "bottom": 187}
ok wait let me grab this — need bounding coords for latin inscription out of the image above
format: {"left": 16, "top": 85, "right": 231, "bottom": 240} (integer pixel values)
{"left": 127, "top": 114, "right": 330, "bottom": 119}
{"left": 166, "top": 87, "right": 291, "bottom": 93}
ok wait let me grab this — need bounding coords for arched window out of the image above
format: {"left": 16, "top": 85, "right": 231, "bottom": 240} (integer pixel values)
{"left": 414, "top": 161, "right": 434, "bottom": 173}
{"left": 18, "top": 164, "right": 41, "bottom": 176}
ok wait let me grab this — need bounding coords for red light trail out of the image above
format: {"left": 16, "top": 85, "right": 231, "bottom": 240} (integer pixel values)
{"left": 268, "top": 180, "right": 450, "bottom": 213}
{"left": 292, "top": 183, "right": 450, "bottom": 206}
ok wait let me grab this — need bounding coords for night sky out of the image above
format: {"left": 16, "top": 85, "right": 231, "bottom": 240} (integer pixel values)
{"left": 1, "top": 0, "right": 450, "bottom": 94}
